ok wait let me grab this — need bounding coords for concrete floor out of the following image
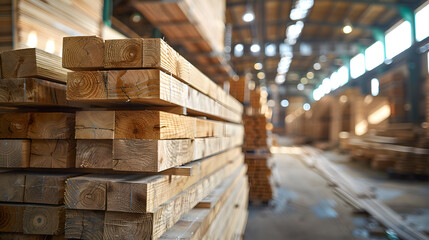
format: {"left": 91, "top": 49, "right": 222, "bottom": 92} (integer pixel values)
{"left": 244, "top": 137, "right": 429, "bottom": 240}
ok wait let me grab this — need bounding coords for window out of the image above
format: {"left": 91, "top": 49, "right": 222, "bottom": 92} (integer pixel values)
{"left": 371, "top": 78, "right": 379, "bottom": 96}
{"left": 350, "top": 53, "right": 365, "bottom": 78}
{"left": 416, "top": 2, "right": 429, "bottom": 41}
{"left": 337, "top": 66, "right": 349, "bottom": 86}
{"left": 365, "top": 41, "right": 384, "bottom": 71}
{"left": 385, "top": 21, "right": 412, "bottom": 59}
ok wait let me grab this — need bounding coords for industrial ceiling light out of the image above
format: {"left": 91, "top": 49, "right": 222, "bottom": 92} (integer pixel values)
{"left": 297, "top": 83, "right": 305, "bottom": 91}
{"left": 343, "top": 20, "right": 353, "bottom": 34}
{"left": 306, "top": 72, "right": 314, "bottom": 79}
{"left": 250, "top": 43, "right": 261, "bottom": 53}
{"left": 257, "top": 72, "right": 265, "bottom": 79}
{"left": 242, "top": 5, "right": 255, "bottom": 22}
{"left": 131, "top": 13, "right": 142, "bottom": 23}
{"left": 254, "top": 62, "right": 263, "bottom": 70}
{"left": 313, "top": 62, "right": 321, "bottom": 70}
{"left": 301, "top": 77, "right": 308, "bottom": 84}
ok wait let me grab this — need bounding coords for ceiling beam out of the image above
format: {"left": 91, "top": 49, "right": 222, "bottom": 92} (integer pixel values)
{"left": 227, "top": 0, "right": 416, "bottom": 8}
{"left": 233, "top": 19, "right": 383, "bottom": 31}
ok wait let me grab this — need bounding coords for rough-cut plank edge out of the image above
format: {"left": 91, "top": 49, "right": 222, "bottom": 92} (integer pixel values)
{"left": 112, "top": 135, "right": 243, "bottom": 172}
{"left": 61, "top": 36, "right": 242, "bottom": 115}
{"left": 66, "top": 70, "right": 241, "bottom": 123}
{"left": 160, "top": 171, "right": 247, "bottom": 240}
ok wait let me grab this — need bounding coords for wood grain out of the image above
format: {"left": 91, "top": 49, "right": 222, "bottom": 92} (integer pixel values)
{"left": 0, "top": 204, "right": 24, "bottom": 233}
{"left": 103, "top": 156, "right": 244, "bottom": 239}
{"left": 106, "top": 147, "right": 242, "bottom": 213}
{"left": 65, "top": 209, "right": 104, "bottom": 240}
{"left": 105, "top": 38, "right": 142, "bottom": 68}
{"left": 0, "top": 172, "right": 26, "bottom": 202}
{"left": 30, "top": 140, "right": 76, "bottom": 168}
{"left": 62, "top": 36, "right": 104, "bottom": 70}
{"left": 76, "top": 139, "right": 112, "bottom": 169}
{"left": 23, "top": 205, "right": 65, "bottom": 235}
{"left": 1, "top": 48, "right": 69, "bottom": 84}
{"left": 24, "top": 173, "right": 78, "bottom": 205}
{"left": 0, "top": 140, "right": 30, "bottom": 168}
{"left": 67, "top": 69, "right": 241, "bottom": 123}
{"left": 0, "top": 78, "right": 69, "bottom": 107}
{"left": 76, "top": 110, "right": 196, "bottom": 140}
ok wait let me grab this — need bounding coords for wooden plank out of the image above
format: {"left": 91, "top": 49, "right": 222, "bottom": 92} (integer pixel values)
{"left": 27, "top": 112, "right": 75, "bottom": 139}
{"left": 62, "top": 37, "right": 243, "bottom": 115}
{"left": 0, "top": 172, "right": 26, "bottom": 202}
{"left": 0, "top": 139, "right": 30, "bottom": 168}
{"left": 113, "top": 135, "right": 243, "bottom": 172}
{"left": 65, "top": 210, "right": 104, "bottom": 240}
{"left": 103, "top": 157, "right": 244, "bottom": 240}
{"left": 0, "top": 204, "right": 24, "bottom": 233}
{"left": 160, "top": 174, "right": 247, "bottom": 240}
{"left": 23, "top": 205, "right": 65, "bottom": 235}
{"left": 76, "top": 139, "right": 112, "bottom": 169}
{"left": 24, "top": 173, "right": 78, "bottom": 205}
{"left": 67, "top": 69, "right": 241, "bottom": 123}
{"left": 75, "top": 110, "right": 196, "bottom": 140}
{"left": 0, "top": 233, "right": 54, "bottom": 240}
{"left": 0, "top": 78, "right": 71, "bottom": 107}
{"left": 105, "top": 38, "right": 143, "bottom": 68}
{"left": 62, "top": 36, "right": 104, "bottom": 70}
{"left": 0, "top": 112, "right": 75, "bottom": 139}
{"left": 106, "top": 147, "right": 242, "bottom": 213}
{"left": 0, "top": 112, "right": 29, "bottom": 138}
{"left": 1, "top": 48, "right": 69, "bottom": 84}
{"left": 30, "top": 139, "right": 76, "bottom": 168}
{"left": 65, "top": 174, "right": 136, "bottom": 211}
{"left": 112, "top": 139, "right": 193, "bottom": 172}
{"left": 202, "top": 179, "right": 248, "bottom": 240}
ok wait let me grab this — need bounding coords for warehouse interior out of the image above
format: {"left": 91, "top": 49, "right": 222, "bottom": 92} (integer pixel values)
{"left": 0, "top": 0, "right": 428, "bottom": 239}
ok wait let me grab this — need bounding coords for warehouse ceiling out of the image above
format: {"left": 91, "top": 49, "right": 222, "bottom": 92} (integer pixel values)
{"left": 226, "top": 0, "right": 425, "bottom": 88}
{"left": 112, "top": 0, "right": 426, "bottom": 98}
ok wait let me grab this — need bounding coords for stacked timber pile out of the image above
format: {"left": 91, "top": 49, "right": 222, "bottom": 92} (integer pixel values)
{"left": 285, "top": 96, "right": 306, "bottom": 137}
{"left": 330, "top": 88, "right": 360, "bottom": 145}
{"left": 379, "top": 71, "right": 406, "bottom": 122}
{"left": 229, "top": 76, "right": 249, "bottom": 104}
{"left": 0, "top": 48, "right": 83, "bottom": 239}
{"left": 310, "top": 95, "right": 335, "bottom": 142}
{"left": 348, "top": 124, "right": 429, "bottom": 176}
{"left": 0, "top": 0, "right": 103, "bottom": 55}
{"left": 60, "top": 36, "right": 248, "bottom": 239}
{"left": 134, "top": 0, "right": 233, "bottom": 82}
{"left": 243, "top": 115, "right": 273, "bottom": 202}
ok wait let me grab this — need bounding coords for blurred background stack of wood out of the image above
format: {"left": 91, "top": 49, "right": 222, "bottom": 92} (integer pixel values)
{"left": 0, "top": 0, "right": 105, "bottom": 55}
{"left": 347, "top": 124, "right": 429, "bottom": 176}
{"left": 0, "top": 48, "right": 81, "bottom": 239}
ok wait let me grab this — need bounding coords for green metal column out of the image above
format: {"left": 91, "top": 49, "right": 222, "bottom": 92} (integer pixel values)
{"left": 103, "top": 0, "right": 113, "bottom": 27}
{"left": 400, "top": 7, "right": 419, "bottom": 123}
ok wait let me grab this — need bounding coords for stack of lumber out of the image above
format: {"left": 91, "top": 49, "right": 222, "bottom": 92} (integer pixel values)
{"left": 0, "top": 0, "right": 103, "bottom": 55}
{"left": 309, "top": 95, "right": 335, "bottom": 141}
{"left": 0, "top": 48, "right": 85, "bottom": 239}
{"left": 243, "top": 115, "right": 273, "bottom": 201}
{"left": 379, "top": 71, "right": 406, "bottom": 122}
{"left": 285, "top": 96, "right": 306, "bottom": 137}
{"left": 245, "top": 154, "right": 273, "bottom": 201}
{"left": 243, "top": 115, "right": 268, "bottom": 151}
{"left": 229, "top": 76, "right": 249, "bottom": 104}
{"left": 60, "top": 36, "right": 248, "bottom": 239}
{"left": 348, "top": 124, "right": 429, "bottom": 176}
{"left": 330, "top": 88, "right": 360, "bottom": 144}
{"left": 134, "top": 0, "right": 233, "bottom": 81}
